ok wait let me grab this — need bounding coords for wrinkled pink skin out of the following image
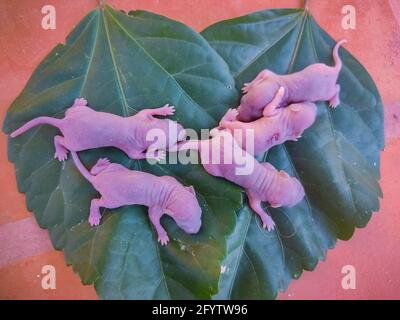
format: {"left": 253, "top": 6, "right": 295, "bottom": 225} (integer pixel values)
{"left": 172, "top": 129, "right": 304, "bottom": 231}
{"left": 71, "top": 152, "right": 202, "bottom": 246}
{"left": 238, "top": 40, "right": 346, "bottom": 122}
{"left": 11, "top": 98, "right": 185, "bottom": 162}
{"left": 219, "top": 87, "right": 317, "bottom": 156}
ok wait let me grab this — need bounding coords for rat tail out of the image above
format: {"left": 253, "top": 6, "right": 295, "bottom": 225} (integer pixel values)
{"left": 10, "top": 116, "right": 61, "bottom": 138}
{"left": 332, "top": 39, "right": 347, "bottom": 72}
{"left": 71, "top": 151, "right": 93, "bottom": 182}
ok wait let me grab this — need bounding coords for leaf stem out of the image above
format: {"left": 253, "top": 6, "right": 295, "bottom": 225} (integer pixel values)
{"left": 99, "top": 0, "right": 106, "bottom": 9}
{"left": 304, "top": 0, "right": 309, "bottom": 11}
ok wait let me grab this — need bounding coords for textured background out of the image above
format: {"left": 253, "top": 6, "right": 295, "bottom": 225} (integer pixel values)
{"left": 0, "top": 0, "right": 399, "bottom": 300}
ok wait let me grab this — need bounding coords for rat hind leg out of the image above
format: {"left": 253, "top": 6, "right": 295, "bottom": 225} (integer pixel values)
{"left": 54, "top": 135, "right": 69, "bottom": 161}
{"left": 88, "top": 198, "right": 104, "bottom": 226}
{"left": 149, "top": 206, "right": 169, "bottom": 245}
{"left": 329, "top": 84, "right": 341, "bottom": 108}
{"left": 246, "top": 190, "right": 276, "bottom": 231}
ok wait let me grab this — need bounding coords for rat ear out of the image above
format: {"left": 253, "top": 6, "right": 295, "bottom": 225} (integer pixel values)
{"left": 270, "top": 203, "right": 282, "bottom": 208}
{"left": 289, "top": 103, "right": 302, "bottom": 112}
{"left": 186, "top": 185, "right": 196, "bottom": 195}
{"left": 278, "top": 170, "right": 290, "bottom": 178}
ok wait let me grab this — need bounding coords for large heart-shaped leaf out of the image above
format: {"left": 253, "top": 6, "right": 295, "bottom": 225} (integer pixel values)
{"left": 2, "top": 5, "right": 243, "bottom": 299}
{"left": 202, "top": 8, "right": 384, "bottom": 299}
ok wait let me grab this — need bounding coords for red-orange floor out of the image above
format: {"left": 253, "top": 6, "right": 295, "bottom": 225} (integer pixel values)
{"left": 0, "top": 0, "right": 399, "bottom": 300}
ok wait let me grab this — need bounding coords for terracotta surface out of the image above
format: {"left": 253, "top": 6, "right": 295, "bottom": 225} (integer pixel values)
{"left": 0, "top": 0, "right": 399, "bottom": 300}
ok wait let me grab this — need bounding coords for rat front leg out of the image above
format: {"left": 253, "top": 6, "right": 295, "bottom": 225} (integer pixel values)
{"left": 54, "top": 135, "right": 69, "bottom": 161}
{"left": 329, "top": 84, "right": 341, "bottom": 108}
{"left": 149, "top": 206, "right": 169, "bottom": 245}
{"left": 242, "top": 69, "right": 275, "bottom": 93}
{"left": 219, "top": 109, "right": 242, "bottom": 129}
{"left": 89, "top": 198, "right": 104, "bottom": 226}
{"left": 220, "top": 108, "right": 239, "bottom": 123}
{"left": 137, "top": 104, "right": 175, "bottom": 119}
{"left": 72, "top": 97, "right": 88, "bottom": 107}
{"left": 247, "top": 190, "right": 275, "bottom": 231}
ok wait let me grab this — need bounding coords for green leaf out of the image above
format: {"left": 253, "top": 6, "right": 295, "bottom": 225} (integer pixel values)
{"left": 2, "top": 6, "right": 243, "bottom": 299}
{"left": 202, "top": 8, "right": 384, "bottom": 299}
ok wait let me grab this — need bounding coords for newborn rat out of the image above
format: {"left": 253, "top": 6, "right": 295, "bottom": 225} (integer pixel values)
{"left": 71, "top": 151, "right": 202, "bottom": 245}
{"left": 219, "top": 87, "right": 317, "bottom": 156}
{"left": 238, "top": 40, "right": 346, "bottom": 122}
{"left": 172, "top": 129, "right": 304, "bottom": 230}
{"left": 11, "top": 98, "right": 186, "bottom": 162}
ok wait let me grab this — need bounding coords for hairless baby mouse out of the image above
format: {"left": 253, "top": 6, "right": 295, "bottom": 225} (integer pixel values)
{"left": 171, "top": 129, "right": 304, "bottom": 230}
{"left": 71, "top": 151, "right": 202, "bottom": 245}
{"left": 238, "top": 40, "right": 346, "bottom": 122}
{"left": 219, "top": 87, "right": 317, "bottom": 156}
{"left": 11, "top": 98, "right": 186, "bottom": 162}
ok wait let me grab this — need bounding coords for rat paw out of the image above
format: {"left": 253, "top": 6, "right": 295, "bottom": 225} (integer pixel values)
{"left": 261, "top": 215, "right": 275, "bottom": 231}
{"left": 98, "top": 158, "right": 110, "bottom": 165}
{"left": 73, "top": 98, "right": 88, "bottom": 106}
{"left": 329, "top": 102, "right": 339, "bottom": 109}
{"left": 329, "top": 97, "right": 340, "bottom": 109}
{"left": 88, "top": 213, "right": 101, "bottom": 226}
{"left": 158, "top": 233, "right": 169, "bottom": 246}
{"left": 54, "top": 148, "right": 68, "bottom": 161}
{"left": 223, "top": 108, "right": 239, "bottom": 122}
{"left": 242, "top": 83, "right": 251, "bottom": 93}
{"left": 160, "top": 104, "right": 175, "bottom": 116}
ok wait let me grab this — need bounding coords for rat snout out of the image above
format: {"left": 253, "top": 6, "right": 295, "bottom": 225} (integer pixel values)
{"left": 289, "top": 179, "right": 305, "bottom": 207}
{"left": 302, "top": 103, "right": 317, "bottom": 127}
{"left": 178, "top": 218, "right": 201, "bottom": 234}
{"left": 185, "top": 223, "right": 201, "bottom": 234}
{"left": 184, "top": 205, "right": 202, "bottom": 234}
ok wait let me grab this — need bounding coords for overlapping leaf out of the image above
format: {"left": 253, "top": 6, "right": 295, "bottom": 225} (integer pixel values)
{"left": 2, "top": 6, "right": 243, "bottom": 299}
{"left": 202, "top": 8, "right": 384, "bottom": 299}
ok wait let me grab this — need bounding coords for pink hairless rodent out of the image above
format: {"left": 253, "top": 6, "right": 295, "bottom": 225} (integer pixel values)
{"left": 10, "top": 98, "right": 186, "bottom": 161}
{"left": 71, "top": 151, "right": 202, "bottom": 245}
{"left": 219, "top": 87, "right": 317, "bottom": 156}
{"left": 238, "top": 40, "right": 346, "bottom": 122}
{"left": 171, "top": 128, "right": 305, "bottom": 231}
